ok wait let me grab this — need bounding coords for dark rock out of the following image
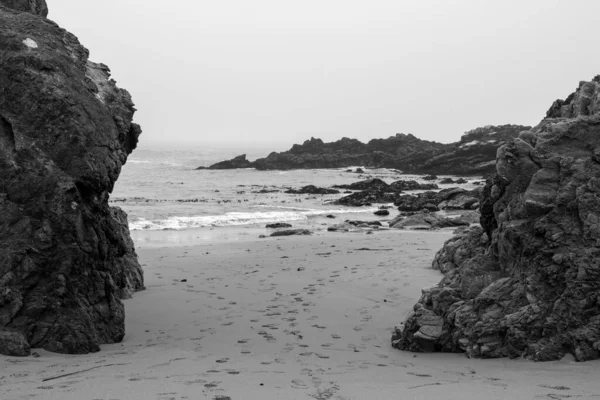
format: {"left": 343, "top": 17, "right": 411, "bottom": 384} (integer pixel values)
{"left": 355, "top": 168, "right": 364, "bottom": 173}
{"left": 209, "top": 154, "right": 252, "bottom": 169}
{"left": 266, "top": 223, "right": 292, "bottom": 229}
{"left": 270, "top": 229, "right": 312, "bottom": 237}
{"left": 374, "top": 209, "right": 390, "bottom": 216}
{"left": 389, "top": 180, "right": 438, "bottom": 191}
{"left": 332, "top": 190, "right": 398, "bottom": 207}
{"left": 333, "top": 178, "right": 390, "bottom": 191}
{"left": 253, "top": 188, "right": 279, "bottom": 194}
{"left": 0, "top": 331, "right": 30, "bottom": 356}
{"left": 394, "top": 77, "right": 600, "bottom": 362}
{"left": 439, "top": 178, "right": 456, "bottom": 184}
{"left": 284, "top": 185, "right": 340, "bottom": 194}
{"left": 389, "top": 212, "right": 475, "bottom": 230}
{"left": 202, "top": 125, "right": 531, "bottom": 176}
{"left": 423, "top": 175, "right": 438, "bottom": 180}
{"left": 325, "top": 214, "right": 336, "bottom": 218}
{"left": 347, "top": 220, "right": 382, "bottom": 227}
{"left": 0, "top": 3, "right": 143, "bottom": 355}
{"left": 0, "top": 0, "right": 47, "bottom": 16}
{"left": 455, "top": 178, "right": 468, "bottom": 184}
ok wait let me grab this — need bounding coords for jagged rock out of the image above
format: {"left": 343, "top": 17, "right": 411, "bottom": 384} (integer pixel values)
{"left": 389, "top": 180, "right": 438, "bottom": 191}
{"left": 208, "top": 154, "right": 252, "bottom": 169}
{"left": 423, "top": 175, "right": 437, "bottom": 180}
{"left": 439, "top": 178, "right": 456, "bottom": 184}
{"left": 347, "top": 220, "right": 382, "bottom": 227}
{"left": 0, "top": 331, "right": 30, "bottom": 356}
{"left": 333, "top": 178, "right": 390, "bottom": 191}
{"left": 327, "top": 223, "right": 353, "bottom": 232}
{"left": 0, "top": 3, "right": 143, "bottom": 355}
{"left": 393, "top": 77, "right": 600, "bottom": 362}
{"left": 202, "top": 126, "right": 530, "bottom": 175}
{"left": 284, "top": 185, "right": 340, "bottom": 194}
{"left": 270, "top": 229, "right": 312, "bottom": 237}
{"left": 1, "top": 0, "right": 47, "bottom": 16}
{"left": 394, "top": 187, "right": 481, "bottom": 212}
{"left": 389, "top": 212, "right": 476, "bottom": 230}
{"left": 332, "top": 190, "right": 398, "bottom": 207}
{"left": 266, "top": 223, "right": 292, "bottom": 228}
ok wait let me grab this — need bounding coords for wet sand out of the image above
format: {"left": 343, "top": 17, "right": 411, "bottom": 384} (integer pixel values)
{"left": 2, "top": 229, "right": 599, "bottom": 400}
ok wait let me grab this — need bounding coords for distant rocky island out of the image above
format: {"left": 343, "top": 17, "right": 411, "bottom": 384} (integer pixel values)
{"left": 393, "top": 76, "right": 600, "bottom": 361}
{"left": 202, "top": 124, "right": 531, "bottom": 176}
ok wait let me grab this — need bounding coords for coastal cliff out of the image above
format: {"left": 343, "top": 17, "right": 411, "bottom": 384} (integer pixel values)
{"left": 203, "top": 125, "right": 530, "bottom": 175}
{"left": 0, "top": 1, "right": 143, "bottom": 355}
{"left": 393, "top": 77, "right": 600, "bottom": 361}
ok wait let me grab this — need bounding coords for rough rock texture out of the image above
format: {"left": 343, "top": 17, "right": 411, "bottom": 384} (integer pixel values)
{"left": 270, "top": 229, "right": 312, "bottom": 237}
{"left": 284, "top": 185, "right": 340, "bottom": 195}
{"left": 393, "top": 77, "right": 600, "bottom": 361}
{"left": 207, "top": 154, "right": 252, "bottom": 169}
{"left": 394, "top": 188, "right": 482, "bottom": 212}
{"left": 389, "top": 211, "right": 478, "bottom": 230}
{"left": 202, "top": 125, "right": 531, "bottom": 175}
{"left": 1, "top": 0, "right": 47, "bottom": 16}
{"left": 0, "top": 2, "right": 143, "bottom": 355}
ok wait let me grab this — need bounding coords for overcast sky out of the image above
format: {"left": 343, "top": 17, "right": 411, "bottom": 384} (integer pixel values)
{"left": 50, "top": 0, "right": 600, "bottom": 149}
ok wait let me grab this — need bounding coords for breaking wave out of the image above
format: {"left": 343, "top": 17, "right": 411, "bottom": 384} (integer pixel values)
{"left": 129, "top": 207, "right": 378, "bottom": 231}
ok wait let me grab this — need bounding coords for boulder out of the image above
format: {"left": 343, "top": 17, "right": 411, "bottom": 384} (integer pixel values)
{"left": 270, "top": 229, "right": 312, "bottom": 237}
{"left": 209, "top": 154, "right": 252, "bottom": 169}
{"left": 423, "top": 175, "right": 438, "bottom": 180}
{"left": 389, "top": 212, "right": 473, "bottom": 230}
{"left": 0, "top": 2, "right": 143, "bottom": 355}
{"left": 1, "top": 0, "right": 47, "bottom": 16}
{"left": 284, "top": 185, "right": 339, "bottom": 194}
{"left": 266, "top": 223, "right": 292, "bottom": 229}
{"left": 374, "top": 209, "right": 390, "bottom": 216}
{"left": 333, "top": 178, "right": 390, "bottom": 191}
{"left": 389, "top": 180, "right": 438, "bottom": 191}
{"left": 332, "top": 190, "right": 398, "bottom": 207}
{"left": 393, "top": 76, "right": 600, "bottom": 361}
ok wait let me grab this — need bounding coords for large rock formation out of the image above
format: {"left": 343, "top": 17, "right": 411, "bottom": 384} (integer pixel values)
{"left": 393, "top": 77, "right": 600, "bottom": 361}
{"left": 0, "top": 1, "right": 143, "bottom": 356}
{"left": 202, "top": 125, "right": 531, "bottom": 175}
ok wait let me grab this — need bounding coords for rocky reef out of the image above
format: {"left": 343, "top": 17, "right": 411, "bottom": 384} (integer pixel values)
{"left": 0, "top": 1, "right": 143, "bottom": 356}
{"left": 393, "top": 77, "right": 600, "bottom": 361}
{"left": 203, "top": 125, "right": 531, "bottom": 175}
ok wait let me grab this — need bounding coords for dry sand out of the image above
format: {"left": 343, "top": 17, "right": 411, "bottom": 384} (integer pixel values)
{"left": 1, "top": 229, "right": 599, "bottom": 400}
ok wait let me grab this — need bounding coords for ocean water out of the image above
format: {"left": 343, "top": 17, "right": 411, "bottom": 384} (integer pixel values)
{"left": 111, "top": 143, "right": 480, "bottom": 246}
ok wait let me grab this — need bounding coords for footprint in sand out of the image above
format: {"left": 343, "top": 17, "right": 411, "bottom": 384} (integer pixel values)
{"left": 312, "top": 324, "right": 326, "bottom": 329}
{"left": 291, "top": 379, "right": 309, "bottom": 389}
{"left": 331, "top": 334, "right": 341, "bottom": 339}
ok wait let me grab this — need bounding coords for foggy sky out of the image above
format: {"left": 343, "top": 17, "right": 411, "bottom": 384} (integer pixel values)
{"left": 51, "top": 0, "right": 600, "bottom": 149}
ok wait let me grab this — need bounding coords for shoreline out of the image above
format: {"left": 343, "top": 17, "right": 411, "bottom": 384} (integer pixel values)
{"left": 3, "top": 229, "right": 600, "bottom": 399}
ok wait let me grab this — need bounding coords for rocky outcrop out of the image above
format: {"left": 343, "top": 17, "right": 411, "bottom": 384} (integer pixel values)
{"left": 0, "top": 2, "right": 143, "bottom": 355}
{"left": 389, "top": 211, "right": 478, "bottom": 230}
{"left": 270, "top": 229, "right": 312, "bottom": 237}
{"left": 202, "top": 125, "right": 531, "bottom": 175}
{"left": 1, "top": 0, "right": 47, "bottom": 16}
{"left": 206, "top": 154, "right": 252, "bottom": 169}
{"left": 284, "top": 185, "right": 340, "bottom": 194}
{"left": 394, "top": 188, "right": 481, "bottom": 212}
{"left": 393, "top": 77, "right": 600, "bottom": 361}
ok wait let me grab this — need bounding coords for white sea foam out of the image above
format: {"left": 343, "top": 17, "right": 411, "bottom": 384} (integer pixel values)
{"left": 129, "top": 207, "right": 378, "bottom": 231}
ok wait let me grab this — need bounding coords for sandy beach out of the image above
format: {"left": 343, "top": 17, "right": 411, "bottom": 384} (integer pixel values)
{"left": 2, "top": 229, "right": 599, "bottom": 400}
